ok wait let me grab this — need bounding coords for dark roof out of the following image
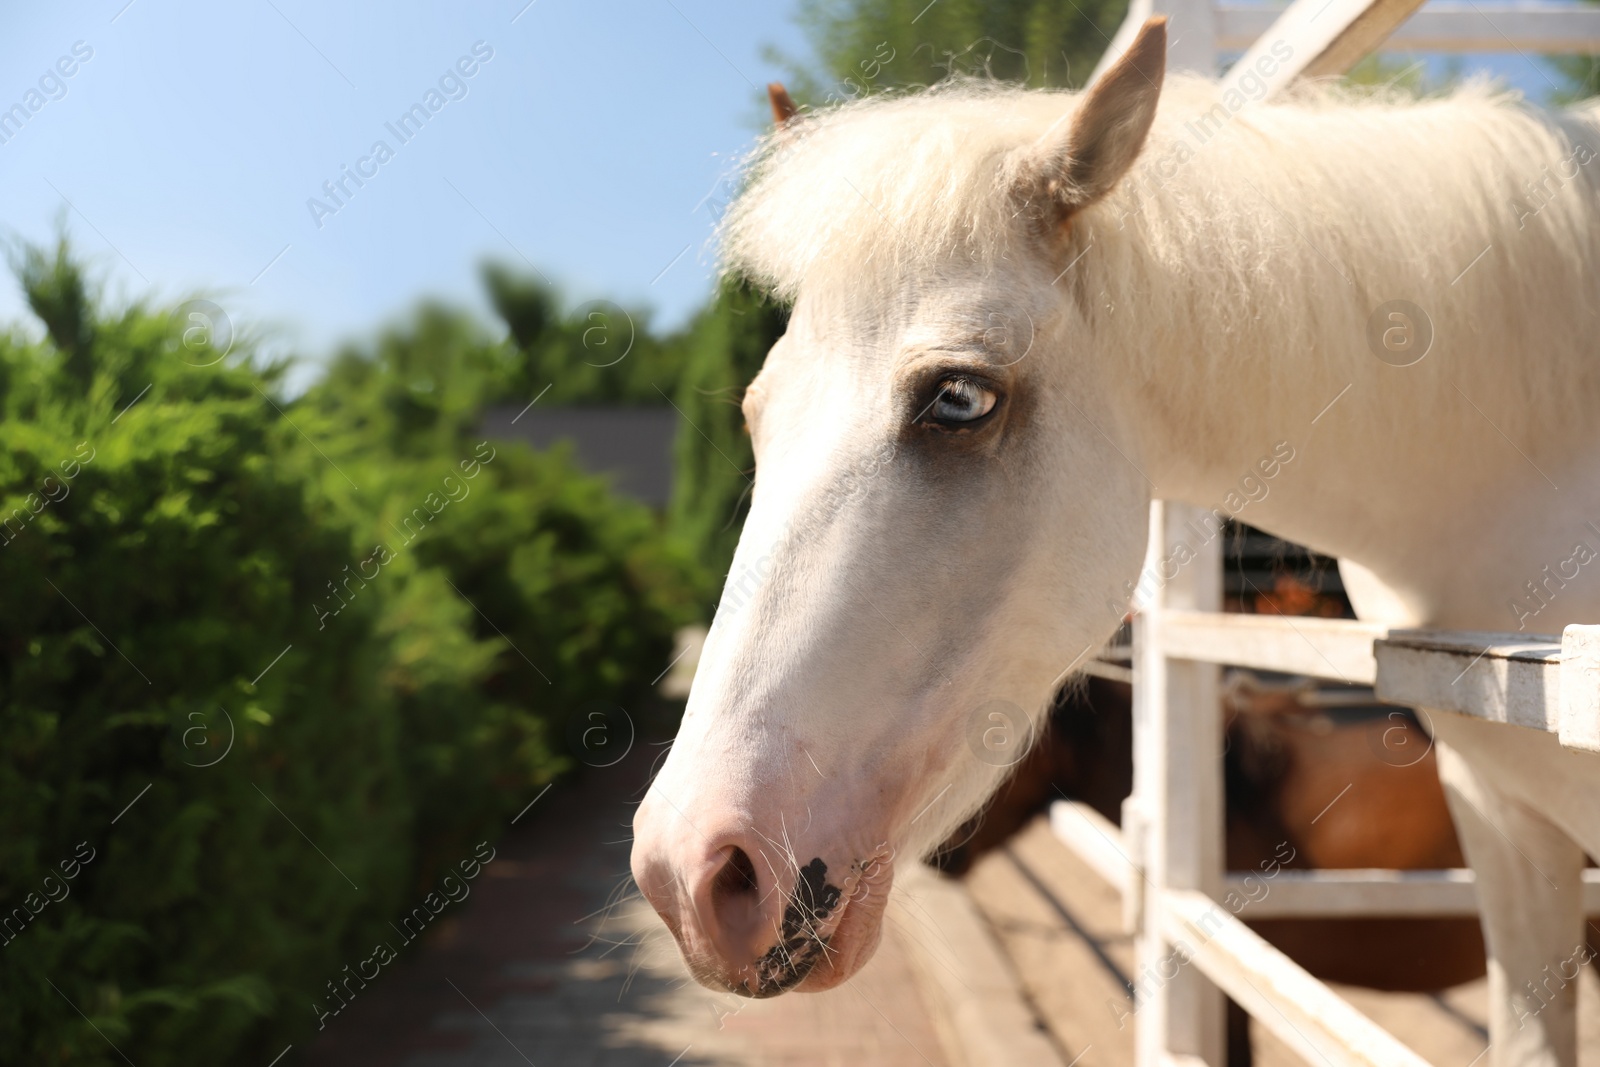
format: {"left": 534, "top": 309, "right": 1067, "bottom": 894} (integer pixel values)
{"left": 480, "top": 405, "right": 678, "bottom": 507}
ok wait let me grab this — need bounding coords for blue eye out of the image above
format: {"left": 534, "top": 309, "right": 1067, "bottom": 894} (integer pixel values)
{"left": 931, "top": 378, "right": 997, "bottom": 423}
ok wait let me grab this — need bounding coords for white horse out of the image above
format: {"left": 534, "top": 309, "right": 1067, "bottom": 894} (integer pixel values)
{"left": 631, "top": 20, "right": 1600, "bottom": 1065}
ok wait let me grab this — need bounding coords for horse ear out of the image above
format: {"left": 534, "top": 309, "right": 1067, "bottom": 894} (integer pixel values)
{"left": 768, "top": 82, "right": 799, "bottom": 127}
{"left": 1031, "top": 17, "right": 1166, "bottom": 220}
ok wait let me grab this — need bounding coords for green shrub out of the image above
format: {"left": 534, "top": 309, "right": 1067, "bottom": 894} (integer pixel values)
{"left": 482, "top": 263, "right": 687, "bottom": 406}
{"left": 771, "top": 0, "right": 1128, "bottom": 102}
{"left": 299, "top": 307, "right": 703, "bottom": 870}
{"left": 0, "top": 242, "right": 696, "bottom": 1063}
{"left": 0, "top": 292, "right": 408, "bottom": 1063}
{"left": 668, "top": 280, "right": 787, "bottom": 585}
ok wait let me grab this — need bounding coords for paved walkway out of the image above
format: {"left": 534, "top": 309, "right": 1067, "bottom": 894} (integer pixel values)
{"left": 301, "top": 737, "right": 951, "bottom": 1067}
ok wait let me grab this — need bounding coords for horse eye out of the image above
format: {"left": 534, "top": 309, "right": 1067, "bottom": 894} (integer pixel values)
{"left": 929, "top": 377, "right": 996, "bottom": 424}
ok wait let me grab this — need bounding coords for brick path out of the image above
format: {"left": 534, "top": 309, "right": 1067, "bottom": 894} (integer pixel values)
{"left": 300, "top": 733, "right": 951, "bottom": 1067}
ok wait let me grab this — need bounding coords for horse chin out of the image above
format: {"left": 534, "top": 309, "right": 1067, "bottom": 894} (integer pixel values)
{"left": 790, "top": 849, "right": 895, "bottom": 993}
{"left": 790, "top": 876, "right": 890, "bottom": 993}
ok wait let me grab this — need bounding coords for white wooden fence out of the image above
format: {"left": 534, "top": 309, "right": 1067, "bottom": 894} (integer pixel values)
{"left": 1056, "top": 6, "right": 1600, "bottom": 1064}
{"left": 1052, "top": 502, "right": 1600, "bottom": 1066}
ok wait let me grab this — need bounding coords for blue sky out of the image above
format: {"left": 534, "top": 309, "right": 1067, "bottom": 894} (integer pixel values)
{"left": 0, "top": 2, "right": 1572, "bottom": 390}
{"left": 0, "top": 1, "right": 814, "bottom": 387}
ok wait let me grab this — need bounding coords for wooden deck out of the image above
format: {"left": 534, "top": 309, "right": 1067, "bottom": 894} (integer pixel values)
{"left": 961, "top": 814, "right": 1600, "bottom": 1067}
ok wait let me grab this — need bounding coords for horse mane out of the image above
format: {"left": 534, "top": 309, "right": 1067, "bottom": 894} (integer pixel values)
{"left": 722, "top": 75, "right": 1600, "bottom": 447}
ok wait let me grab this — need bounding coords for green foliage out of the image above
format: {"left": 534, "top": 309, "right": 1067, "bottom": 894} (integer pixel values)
{"left": 482, "top": 263, "right": 688, "bottom": 406}
{"left": 466, "top": 263, "right": 786, "bottom": 604}
{"left": 0, "top": 242, "right": 697, "bottom": 1063}
{"left": 0, "top": 290, "right": 405, "bottom": 1064}
{"left": 770, "top": 0, "right": 1128, "bottom": 105}
{"left": 1339, "top": 53, "right": 1465, "bottom": 94}
{"left": 12, "top": 233, "right": 96, "bottom": 385}
{"left": 314, "top": 301, "right": 509, "bottom": 460}
{"left": 1548, "top": 54, "right": 1600, "bottom": 103}
{"left": 667, "top": 280, "right": 786, "bottom": 586}
{"left": 299, "top": 299, "right": 700, "bottom": 870}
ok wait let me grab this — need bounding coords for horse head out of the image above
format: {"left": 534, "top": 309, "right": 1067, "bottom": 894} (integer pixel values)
{"left": 631, "top": 18, "right": 1169, "bottom": 997}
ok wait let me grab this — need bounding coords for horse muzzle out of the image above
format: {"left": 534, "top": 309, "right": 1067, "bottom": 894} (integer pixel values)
{"left": 630, "top": 802, "right": 895, "bottom": 997}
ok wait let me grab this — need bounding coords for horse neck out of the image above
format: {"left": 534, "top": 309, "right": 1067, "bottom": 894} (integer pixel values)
{"left": 1077, "top": 95, "right": 1600, "bottom": 610}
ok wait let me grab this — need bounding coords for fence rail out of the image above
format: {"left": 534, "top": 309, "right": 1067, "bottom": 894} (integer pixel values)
{"left": 1064, "top": 0, "right": 1600, "bottom": 1055}
{"left": 1052, "top": 801, "right": 1600, "bottom": 919}
{"left": 1160, "top": 888, "right": 1437, "bottom": 1067}
{"left": 1050, "top": 502, "right": 1600, "bottom": 1066}
{"left": 1216, "top": 0, "right": 1600, "bottom": 53}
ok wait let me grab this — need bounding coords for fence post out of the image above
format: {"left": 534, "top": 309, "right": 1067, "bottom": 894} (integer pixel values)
{"left": 1093, "top": 0, "right": 1219, "bottom": 80}
{"left": 1131, "top": 500, "right": 1225, "bottom": 1067}
{"left": 1560, "top": 624, "right": 1600, "bottom": 753}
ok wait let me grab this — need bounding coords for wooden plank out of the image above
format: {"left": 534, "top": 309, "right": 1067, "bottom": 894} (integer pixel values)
{"left": 1159, "top": 889, "right": 1434, "bottom": 1067}
{"left": 1374, "top": 630, "right": 1562, "bottom": 732}
{"left": 1560, "top": 624, "right": 1600, "bottom": 753}
{"left": 1161, "top": 611, "right": 1387, "bottom": 684}
{"left": 1379, "top": 629, "right": 1562, "bottom": 661}
{"left": 1386, "top": 2, "right": 1600, "bottom": 50}
{"left": 1231, "top": 868, "right": 1476, "bottom": 917}
{"left": 1051, "top": 802, "right": 1600, "bottom": 917}
{"left": 1163, "top": 0, "right": 1222, "bottom": 75}
{"left": 1224, "top": 0, "right": 1427, "bottom": 93}
{"left": 1049, "top": 800, "right": 1133, "bottom": 897}
{"left": 1216, "top": 1, "right": 1600, "bottom": 53}
{"left": 891, "top": 863, "right": 1070, "bottom": 1067}
{"left": 1091, "top": 0, "right": 1154, "bottom": 83}
{"left": 1302, "top": 0, "right": 1432, "bottom": 75}
{"left": 1131, "top": 503, "right": 1225, "bottom": 1067}
{"left": 1092, "top": 0, "right": 1218, "bottom": 84}
{"left": 1083, "top": 658, "right": 1136, "bottom": 684}
{"left": 1225, "top": 867, "right": 1600, "bottom": 917}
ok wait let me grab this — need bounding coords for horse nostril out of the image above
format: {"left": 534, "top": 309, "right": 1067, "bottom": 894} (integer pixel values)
{"left": 711, "top": 845, "right": 760, "bottom": 906}
{"left": 704, "top": 845, "right": 772, "bottom": 967}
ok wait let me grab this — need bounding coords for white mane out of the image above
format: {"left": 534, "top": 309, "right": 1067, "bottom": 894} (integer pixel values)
{"left": 723, "top": 76, "right": 1600, "bottom": 447}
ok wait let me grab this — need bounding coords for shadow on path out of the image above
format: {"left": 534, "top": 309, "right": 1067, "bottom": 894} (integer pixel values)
{"left": 298, "top": 717, "right": 951, "bottom": 1067}
{"left": 299, "top": 729, "right": 717, "bottom": 1067}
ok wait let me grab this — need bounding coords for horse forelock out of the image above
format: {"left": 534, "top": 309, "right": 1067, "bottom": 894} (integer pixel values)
{"left": 721, "top": 80, "right": 1055, "bottom": 301}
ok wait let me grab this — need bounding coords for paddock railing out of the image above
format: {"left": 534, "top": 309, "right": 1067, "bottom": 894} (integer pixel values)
{"left": 1055, "top": 0, "right": 1600, "bottom": 1056}
{"left": 1049, "top": 502, "right": 1600, "bottom": 1067}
